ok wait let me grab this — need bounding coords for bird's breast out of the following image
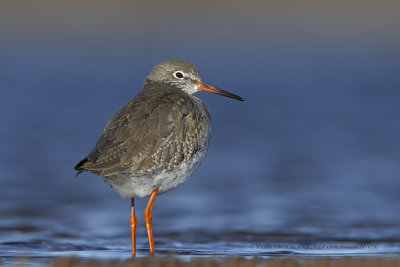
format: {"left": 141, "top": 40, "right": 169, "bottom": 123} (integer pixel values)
{"left": 102, "top": 137, "right": 209, "bottom": 198}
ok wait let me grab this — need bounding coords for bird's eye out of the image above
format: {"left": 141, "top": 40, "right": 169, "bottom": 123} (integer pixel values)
{"left": 174, "top": 71, "right": 184, "bottom": 79}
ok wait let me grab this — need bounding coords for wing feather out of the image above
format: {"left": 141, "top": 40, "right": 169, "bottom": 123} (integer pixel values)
{"left": 75, "top": 84, "right": 210, "bottom": 177}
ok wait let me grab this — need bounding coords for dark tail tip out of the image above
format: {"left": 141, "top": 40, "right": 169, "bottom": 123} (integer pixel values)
{"left": 74, "top": 158, "right": 88, "bottom": 177}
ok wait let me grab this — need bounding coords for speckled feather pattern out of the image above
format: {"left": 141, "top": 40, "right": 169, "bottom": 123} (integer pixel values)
{"left": 76, "top": 81, "right": 211, "bottom": 197}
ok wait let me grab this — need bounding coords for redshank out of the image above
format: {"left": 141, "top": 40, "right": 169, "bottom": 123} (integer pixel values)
{"left": 74, "top": 60, "right": 244, "bottom": 256}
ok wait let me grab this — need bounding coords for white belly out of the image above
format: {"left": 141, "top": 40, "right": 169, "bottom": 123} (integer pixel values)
{"left": 102, "top": 146, "right": 208, "bottom": 198}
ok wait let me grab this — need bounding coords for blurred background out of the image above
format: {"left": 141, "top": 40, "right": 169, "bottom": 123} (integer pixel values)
{"left": 0, "top": 0, "right": 399, "bottom": 260}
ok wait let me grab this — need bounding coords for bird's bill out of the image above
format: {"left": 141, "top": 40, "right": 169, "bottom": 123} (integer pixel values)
{"left": 196, "top": 81, "right": 244, "bottom": 101}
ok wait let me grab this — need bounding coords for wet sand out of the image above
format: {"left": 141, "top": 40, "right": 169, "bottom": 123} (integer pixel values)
{"left": 47, "top": 256, "right": 400, "bottom": 267}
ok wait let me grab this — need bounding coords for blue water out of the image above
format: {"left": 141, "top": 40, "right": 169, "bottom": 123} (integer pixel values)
{"left": 1, "top": 1, "right": 400, "bottom": 265}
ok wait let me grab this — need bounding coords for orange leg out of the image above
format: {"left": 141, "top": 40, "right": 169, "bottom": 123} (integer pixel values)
{"left": 130, "top": 198, "right": 138, "bottom": 257}
{"left": 144, "top": 188, "right": 159, "bottom": 254}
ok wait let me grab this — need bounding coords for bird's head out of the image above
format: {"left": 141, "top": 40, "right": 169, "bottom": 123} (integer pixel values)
{"left": 146, "top": 60, "right": 244, "bottom": 101}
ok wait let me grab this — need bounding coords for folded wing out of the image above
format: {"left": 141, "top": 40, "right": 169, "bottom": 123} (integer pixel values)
{"left": 74, "top": 86, "right": 210, "bottom": 177}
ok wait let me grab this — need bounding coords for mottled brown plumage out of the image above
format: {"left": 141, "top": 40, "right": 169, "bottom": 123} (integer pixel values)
{"left": 75, "top": 81, "right": 210, "bottom": 177}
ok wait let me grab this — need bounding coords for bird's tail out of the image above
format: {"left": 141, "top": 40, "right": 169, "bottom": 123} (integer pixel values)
{"left": 74, "top": 158, "right": 88, "bottom": 177}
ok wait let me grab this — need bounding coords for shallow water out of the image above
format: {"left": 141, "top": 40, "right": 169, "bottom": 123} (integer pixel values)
{"left": 1, "top": 223, "right": 400, "bottom": 264}
{"left": 1, "top": 1, "right": 400, "bottom": 266}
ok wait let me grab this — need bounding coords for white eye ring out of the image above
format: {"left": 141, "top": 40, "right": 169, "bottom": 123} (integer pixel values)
{"left": 173, "top": 71, "right": 185, "bottom": 79}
